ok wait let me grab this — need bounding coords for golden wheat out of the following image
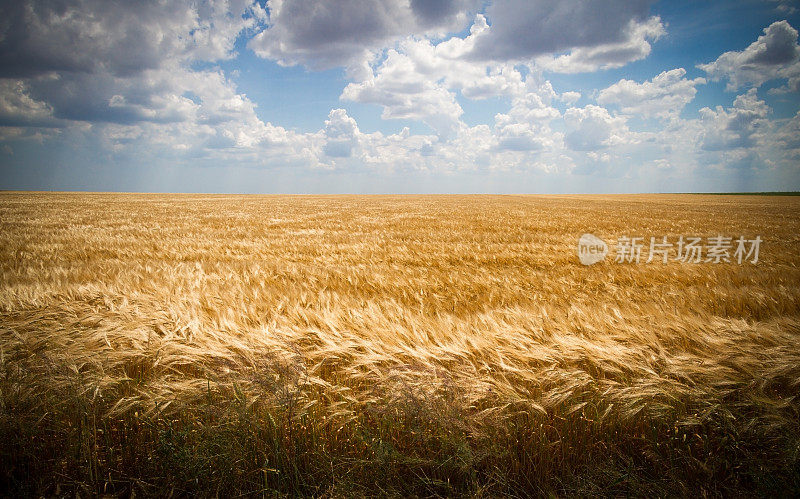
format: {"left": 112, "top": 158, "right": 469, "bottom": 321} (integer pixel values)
{"left": 1, "top": 192, "right": 799, "bottom": 495}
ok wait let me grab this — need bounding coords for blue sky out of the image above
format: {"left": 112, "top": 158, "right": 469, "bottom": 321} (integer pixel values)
{"left": 1, "top": 0, "right": 799, "bottom": 193}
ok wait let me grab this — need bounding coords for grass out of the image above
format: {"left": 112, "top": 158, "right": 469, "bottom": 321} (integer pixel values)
{"left": 1, "top": 192, "right": 799, "bottom": 496}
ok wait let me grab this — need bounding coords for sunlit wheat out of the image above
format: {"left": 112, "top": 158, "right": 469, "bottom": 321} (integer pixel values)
{"left": 1, "top": 193, "right": 799, "bottom": 495}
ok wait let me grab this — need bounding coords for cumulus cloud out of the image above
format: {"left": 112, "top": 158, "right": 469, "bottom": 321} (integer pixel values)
{"left": 698, "top": 89, "right": 770, "bottom": 151}
{"left": 0, "top": 0, "right": 267, "bottom": 129}
{"left": 247, "top": 0, "right": 669, "bottom": 150}
{"left": 340, "top": 18, "right": 533, "bottom": 137}
{"left": 559, "top": 91, "right": 582, "bottom": 106}
{"left": 0, "top": 0, "right": 263, "bottom": 78}
{"left": 21, "top": 70, "right": 198, "bottom": 125}
{"left": 597, "top": 68, "right": 706, "bottom": 119}
{"left": 2, "top": 0, "right": 798, "bottom": 189}
{"left": 323, "top": 108, "right": 360, "bottom": 158}
{"left": 248, "top": 0, "right": 479, "bottom": 69}
{"left": 410, "top": 0, "right": 475, "bottom": 27}
{"left": 340, "top": 47, "right": 465, "bottom": 137}
{"left": 340, "top": 17, "right": 584, "bottom": 140}
{"left": 0, "top": 0, "right": 283, "bottom": 160}
{"left": 698, "top": 20, "right": 800, "bottom": 91}
{"left": 0, "top": 79, "right": 59, "bottom": 127}
{"left": 564, "top": 105, "right": 631, "bottom": 151}
{"left": 774, "top": 110, "right": 800, "bottom": 153}
{"left": 535, "top": 17, "right": 665, "bottom": 73}
{"left": 492, "top": 88, "right": 562, "bottom": 152}
{"left": 468, "top": 0, "right": 658, "bottom": 63}
{"left": 0, "top": 0, "right": 332, "bottom": 170}
{"left": 249, "top": 0, "right": 664, "bottom": 74}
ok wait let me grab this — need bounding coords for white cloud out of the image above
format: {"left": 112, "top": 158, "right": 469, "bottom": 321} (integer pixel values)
{"left": 2, "top": 0, "right": 799, "bottom": 192}
{"left": 698, "top": 88, "right": 770, "bottom": 151}
{"left": 340, "top": 17, "right": 569, "bottom": 138}
{"left": 492, "top": 89, "right": 562, "bottom": 152}
{"left": 597, "top": 68, "right": 706, "bottom": 119}
{"left": 0, "top": 79, "right": 58, "bottom": 127}
{"left": 248, "top": 0, "right": 480, "bottom": 69}
{"left": 774, "top": 110, "right": 800, "bottom": 153}
{"left": 468, "top": 0, "right": 656, "bottom": 60}
{"left": 535, "top": 17, "right": 665, "bottom": 73}
{"left": 340, "top": 47, "right": 465, "bottom": 138}
{"left": 698, "top": 20, "right": 800, "bottom": 91}
{"left": 0, "top": 0, "right": 288, "bottom": 164}
{"left": 323, "top": 108, "right": 360, "bottom": 158}
{"left": 339, "top": 32, "right": 486, "bottom": 138}
{"left": 250, "top": 1, "right": 664, "bottom": 74}
{"left": 564, "top": 105, "right": 631, "bottom": 151}
{"left": 559, "top": 91, "right": 582, "bottom": 106}
{"left": 0, "top": 0, "right": 263, "bottom": 78}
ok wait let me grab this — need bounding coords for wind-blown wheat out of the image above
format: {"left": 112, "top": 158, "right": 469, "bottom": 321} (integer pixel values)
{"left": 1, "top": 193, "right": 799, "bottom": 495}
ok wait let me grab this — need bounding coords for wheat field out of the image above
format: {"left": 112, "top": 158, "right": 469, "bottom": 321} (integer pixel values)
{"left": 1, "top": 192, "right": 799, "bottom": 496}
